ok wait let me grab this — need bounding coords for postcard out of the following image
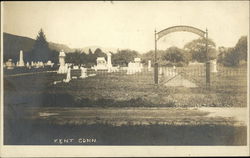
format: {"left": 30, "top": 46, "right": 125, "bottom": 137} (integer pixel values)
{"left": 0, "top": 1, "right": 249, "bottom": 157}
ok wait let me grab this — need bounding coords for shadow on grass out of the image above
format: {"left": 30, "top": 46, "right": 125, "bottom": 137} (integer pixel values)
{"left": 10, "top": 92, "right": 176, "bottom": 107}
{"left": 4, "top": 117, "right": 247, "bottom": 145}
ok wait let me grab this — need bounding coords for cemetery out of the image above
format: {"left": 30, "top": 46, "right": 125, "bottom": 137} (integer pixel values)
{"left": 3, "top": 38, "right": 247, "bottom": 108}
{"left": 3, "top": 23, "right": 248, "bottom": 110}
{"left": 3, "top": 44, "right": 248, "bottom": 146}
{"left": 4, "top": 48, "right": 247, "bottom": 108}
{"left": 3, "top": 26, "right": 247, "bottom": 145}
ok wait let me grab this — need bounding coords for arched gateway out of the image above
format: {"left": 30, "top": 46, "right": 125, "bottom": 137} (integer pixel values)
{"left": 154, "top": 25, "right": 210, "bottom": 86}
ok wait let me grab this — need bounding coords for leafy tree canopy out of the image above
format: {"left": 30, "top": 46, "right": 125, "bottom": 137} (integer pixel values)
{"left": 112, "top": 49, "right": 139, "bottom": 66}
{"left": 164, "top": 46, "right": 188, "bottom": 63}
{"left": 184, "top": 38, "right": 217, "bottom": 62}
{"left": 234, "top": 36, "right": 247, "bottom": 61}
{"left": 219, "top": 36, "right": 248, "bottom": 67}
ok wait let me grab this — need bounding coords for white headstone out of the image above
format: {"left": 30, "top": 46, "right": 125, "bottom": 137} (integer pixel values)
{"left": 59, "top": 50, "right": 66, "bottom": 66}
{"left": 18, "top": 50, "right": 25, "bottom": 67}
{"left": 6, "top": 59, "right": 14, "bottom": 69}
{"left": 80, "top": 67, "right": 88, "bottom": 78}
{"left": 58, "top": 50, "right": 68, "bottom": 74}
{"left": 107, "top": 52, "right": 112, "bottom": 72}
{"left": 127, "top": 58, "right": 142, "bottom": 75}
{"left": 159, "top": 67, "right": 163, "bottom": 75}
{"left": 134, "top": 58, "right": 141, "bottom": 63}
{"left": 210, "top": 59, "right": 217, "bottom": 73}
{"left": 96, "top": 57, "right": 107, "bottom": 70}
{"left": 107, "top": 52, "right": 112, "bottom": 67}
{"left": 64, "top": 68, "right": 71, "bottom": 83}
{"left": 40, "top": 61, "right": 44, "bottom": 67}
{"left": 148, "top": 60, "right": 151, "bottom": 71}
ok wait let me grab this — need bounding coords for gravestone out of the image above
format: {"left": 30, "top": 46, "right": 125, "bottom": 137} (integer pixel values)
{"left": 159, "top": 67, "right": 163, "bottom": 75}
{"left": 107, "top": 53, "right": 112, "bottom": 73}
{"left": 165, "top": 67, "right": 178, "bottom": 77}
{"left": 46, "top": 60, "right": 54, "bottom": 67}
{"left": 95, "top": 57, "right": 107, "bottom": 71}
{"left": 58, "top": 50, "right": 68, "bottom": 74}
{"left": 63, "top": 68, "right": 71, "bottom": 83}
{"left": 210, "top": 59, "right": 217, "bottom": 73}
{"left": 80, "top": 67, "right": 88, "bottom": 78}
{"left": 17, "top": 50, "right": 25, "bottom": 67}
{"left": 148, "top": 60, "right": 151, "bottom": 71}
{"left": 127, "top": 58, "right": 142, "bottom": 74}
{"left": 6, "top": 59, "right": 14, "bottom": 69}
{"left": 107, "top": 52, "right": 112, "bottom": 67}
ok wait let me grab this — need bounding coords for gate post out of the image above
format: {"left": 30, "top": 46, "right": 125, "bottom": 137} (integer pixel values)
{"left": 154, "top": 30, "right": 158, "bottom": 84}
{"left": 206, "top": 61, "right": 210, "bottom": 87}
{"left": 154, "top": 63, "right": 158, "bottom": 84}
{"left": 205, "top": 28, "right": 210, "bottom": 87}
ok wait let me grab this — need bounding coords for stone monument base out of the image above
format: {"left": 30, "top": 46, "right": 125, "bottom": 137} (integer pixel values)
{"left": 58, "top": 66, "right": 68, "bottom": 74}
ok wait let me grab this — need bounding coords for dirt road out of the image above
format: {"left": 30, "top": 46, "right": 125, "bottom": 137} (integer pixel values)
{"left": 24, "top": 107, "right": 248, "bottom": 126}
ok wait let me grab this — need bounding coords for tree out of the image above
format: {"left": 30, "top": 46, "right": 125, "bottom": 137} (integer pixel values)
{"left": 222, "top": 48, "right": 239, "bottom": 67}
{"left": 88, "top": 48, "right": 93, "bottom": 55}
{"left": 184, "top": 38, "right": 217, "bottom": 62}
{"left": 164, "top": 47, "right": 187, "bottom": 63}
{"left": 86, "top": 49, "right": 96, "bottom": 64}
{"left": 94, "top": 48, "right": 107, "bottom": 59}
{"left": 30, "top": 29, "right": 55, "bottom": 62}
{"left": 141, "top": 49, "right": 185, "bottom": 66}
{"left": 50, "top": 49, "right": 59, "bottom": 64}
{"left": 65, "top": 48, "right": 111, "bottom": 67}
{"left": 234, "top": 36, "right": 247, "bottom": 61}
{"left": 65, "top": 50, "right": 90, "bottom": 66}
{"left": 112, "top": 49, "right": 139, "bottom": 66}
{"left": 85, "top": 48, "right": 107, "bottom": 65}
{"left": 141, "top": 50, "right": 155, "bottom": 64}
{"left": 217, "top": 36, "right": 248, "bottom": 67}
{"left": 217, "top": 46, "right": 227, "bottom": 64}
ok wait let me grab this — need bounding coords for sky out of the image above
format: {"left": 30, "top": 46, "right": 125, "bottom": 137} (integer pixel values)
{"left": 2, "top": 1, "right": 249, "bottom": 53}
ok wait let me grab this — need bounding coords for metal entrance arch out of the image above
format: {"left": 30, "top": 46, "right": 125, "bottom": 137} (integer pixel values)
{"left": 154, "top": 25, "right": 210, "bottom": 86}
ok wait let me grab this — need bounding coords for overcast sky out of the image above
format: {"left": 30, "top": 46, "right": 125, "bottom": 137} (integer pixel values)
{"left": 2, "top": 1, "right": 249, "bottom": 53}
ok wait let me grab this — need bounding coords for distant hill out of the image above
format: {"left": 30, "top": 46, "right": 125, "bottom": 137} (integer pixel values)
{"left": 3, "top": 33, "right": 35, "bottom": 62}
{"left": 49, "top": 42, "right": 75, "bottom": 53}
{"left": 3, "top": 32, "right": 120, "bottom": 63}
{"left": 79, "top": 45, "right": 119, "bottom": 54}
{"left": 3, "top": 32, "right": 75, "bottom": 62}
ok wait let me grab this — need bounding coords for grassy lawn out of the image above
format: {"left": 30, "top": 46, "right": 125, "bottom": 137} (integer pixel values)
{"left": 4, "top": 65, "right": 247, "bottom": 107}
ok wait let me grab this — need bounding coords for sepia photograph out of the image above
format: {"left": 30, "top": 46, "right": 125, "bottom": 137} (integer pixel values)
{"left": 0, "top": 1, "right": 249, "bottom": 157}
